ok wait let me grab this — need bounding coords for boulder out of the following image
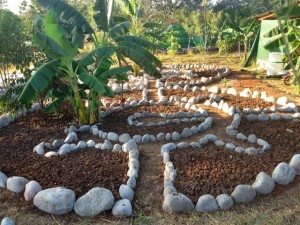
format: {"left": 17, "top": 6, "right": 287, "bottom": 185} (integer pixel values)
{"left": 216, "top": 194, "right": 233, "bottom": 210}
{"left": 162, "top": 193, "right": 194, "bottom": 213}
{"left": 33, "top": 187, "right": 75, "bottom": 215}
{"left": 122, "top": 140, "right": 138, "bottom": 153}
{"left": 272, "top": 162, "right": 295, "bottom": 185}
{"left": 252, "top": 172, "right": 275, "bottom": 194}
{"left": 74, "top": 187, "right": 115, "bottom": 216}
{"left": 231, "top": 185, "right": 256, "bottom": 203}
{"left": 195, "top": 194, "right": 218, "bottom": 212}
{"left": 112, "top": 199, "right": 132, "bottom": 217}
{"left": 119, "top": 133, "right": 131, "bottom": 143}
{"left": 24, "top": 180, "right": 42, "bottom": 201}
{"left": 107, "top": 132, "right": 119, "bottom": 142}
{"left": 119, "top": 184, "right": 134, "bottom": 201}
{"left": 7, "top": 176, "right": 29, "bottom": 193}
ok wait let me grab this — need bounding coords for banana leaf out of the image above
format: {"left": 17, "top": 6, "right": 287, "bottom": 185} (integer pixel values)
{"left": 19, "top": 60, "right": 61, "bottom": 103}
{"left": 109, "top": 21, "right": 131, "bottom": 38}
{"left": 79, "top": 46, "right": 115, "bottom": 66}
{"left": 113, "top": 35, "right": 157, "bottom": 51}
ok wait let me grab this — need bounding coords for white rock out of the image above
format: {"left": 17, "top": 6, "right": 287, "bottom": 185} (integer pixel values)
{"left": 195, "top": 194, "right": 218, "bottom": 212}
{"left": 119, "top": 133, "right": 131, "bottom": 143}
{"left": 209, "top": 86, "right": 221, "bottom": 94}
{"left": 112, "top": 199, "right": 132, "bottom": 217}
{"left": 272, "top": 162, "right": 295, "bottom": 185}
{"left": 227, "top": 88, "right": 238, "bottom": 96}
{"left": 45, "top": 151, "right": 58, "bottom": 157}
{"left": 33, "top": 187, "right": 75, "bottom": 215}
{"left": 7, "top": 176, "right": 28, "bottom": 193}
{"left": 101, "top": 140, "right": 113, "bottom": 150}
{"left": 290, "top": 154, "right": 300, "bottom": 175}
{"left": 122, "top": 140, "right": 137, "bottom": 153}
{"left": 252, "top": 172, "right": 275, "bottom": 194}
{"left": 107, "top": 132, "right": 119, "bottom": 142}
{"left": 24, "top": 180, "right": 42, "bottom": 201}
{"left": 0, "top": 171, "right": 8, "bottom": 188}
{"left": 216, "top": 194, "right": 233, "bottom": 210}
{"left": 162, "top": 193, "right": 194, "bottom": 213}
{"left": 77, "top": 141, "right": 86, "bottom": 149}
{"left": 33, "top": 142, "right": 45, "bottom": 155}
{"left": 1, "top": 217, "right": 15, "bottom": 225}
{"left": 74, "top": 187, "right": 115, "bottom": 216}
{"left": 276, "top": 96, "right": 289, "bottom": 106}
{"left": 119, "top": 184, "right": 134, "bottom": 201}
{"left": 231, "top": 185, "right": 256, "bottom": 203}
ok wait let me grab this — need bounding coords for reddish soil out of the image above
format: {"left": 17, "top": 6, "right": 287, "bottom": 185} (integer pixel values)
{"left": 171, "top": 120, "right": 300, "bottom": 203}
{"left": 101, "top": 90, "right": 143, "bottom": 103}
{"left": 0, "top": 111, "right": 128, "bottom": 199}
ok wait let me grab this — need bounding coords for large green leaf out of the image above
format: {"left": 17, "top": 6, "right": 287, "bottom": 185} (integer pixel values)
{"left": 118, "top": 41, "right": 161, "bottom": 67}
{"left": 33, "top": 32, "right": 67, "bottom": 59}
{"left": 44, "top": 97, "right": 66, "bottom": 112}
{"left": 277, "top": 5, "right": 300, "bottom": 18}
{"left": 19, "top": 60, "right": 61, "bottom": 103}
{"left": 93, "top": 0, "right": 114, "bottom": 32}
{"left": 44, "top": 11, "right": 78, "bottom": 60}
{"left": 99, "top": 65, "right": 133, "bottom": 80}
{"left": 74, "top": 63, "right": 107, "bottom": 94}
{"left": 263, "top": 19, "right": 300, "bottom": 38}
{"left": 94, "top": 48, "right": 115, "bottom": 78}
{"left": 109, "top": 21, "right": 131, "bottom": 38}
{"left": 264, "top": 33, "right": 297, "bottom": 49}
{"left": 117, "top": 44, "right": 161, "bottom": 78}
{"left": 113, "top": 35, "right": 157, "bottom": 50}
{"left": 38, "top": 0, "right": 94, "bottom": 34}
{"left": 79, "top": 46, "right": 115, "bottom": 66}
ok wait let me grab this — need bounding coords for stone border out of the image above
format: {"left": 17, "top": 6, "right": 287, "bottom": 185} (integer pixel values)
{"left": 161, "top": 139, "right": 300, "bottom": 213}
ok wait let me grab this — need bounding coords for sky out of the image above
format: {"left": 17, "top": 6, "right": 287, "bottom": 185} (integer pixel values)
{"left": 6, "top": 0, "right": 31, "bottom": 14}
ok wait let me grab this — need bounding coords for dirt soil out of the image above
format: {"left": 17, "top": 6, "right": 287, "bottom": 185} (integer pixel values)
{"left": 1, "top": 69, "right": 300, "bottom": 224}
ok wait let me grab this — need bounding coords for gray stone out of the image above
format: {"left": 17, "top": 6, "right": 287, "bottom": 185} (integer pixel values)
{"left": 257, "top": 139, "right": 268, "bottom": 146}
{"left": 142, "top": 134, "right": 150, "bottom": 143}
{"left": 0, "top": 116, "right": 9, "bottom": 127}
{"left": 157, "top": 133, "right": 166, "bottom": 141}
{"left": 181, "top": 128, "right": 193, "bottom": 138}
{"left": 101, "top": 140, "right": 113, "bottom": 150}
{"left": 24, "top": 180, "right": 42, "bottom": 201}
{"left": 0, "top": 171, "right": 8, "bottom": 188}
{"left": 127, "top": 177, "right": 136, "bottom": 189}
{"left": 33, "top": 142, "right": 45, "bottom": 155}
{"left": 231, "top": 185, "right": 256, "bottom": 203}
{"left": 216, "top": 194, "right": 233, "bottom": 210}
{"left": 235, "top": 147, "right": 245, "bottom": 153}
{"left": 1, "top": 217, "right": 15, "bottom": 225}
{"left": 248, "top": 134, "right": 257, "bottom": 143}
{"left": 252, "top": 172, "right": 275, "bottom": 194}
{"left": 245, "top": 147, "right": 259, "bottom": 155}
{"left": 163, "top": 193, "right": 194, "bottom": 213}
{"left": 77, "top": 141, "right": 86, "bottom": 149}
{"left": 176, "top": 111, "right": 187, "bottom": 118}
{"left": 247, "top": 114, "right": 258, "bottom": 122}
{"left": 236, "top": 133, "right": 247, "bottom": 141}
{"left": 258, "top": 114, "right": 270, "bottom": 122}
{"left": 107, "top": 132, "right": 119, "bottom": 142}
{"left": 74, "top": 187, "right": 115, "bottom": 216}
{"left": 95, "top": 143, "right": 102, "bottom": 149}
{"left": 262, "top": 144, "right": 272, "bottom": 151}
{"left": 34, "top": 187, "right": 75, "bottom": 215}
{"left": 199, "top": 137, "right": 209, "bottom": 145}
{"left": 45, "top": 143, "right": 52, "bottom": 149}
{"left": 112, "top": 144, "right": 122, "bottom": 152}
{"left": 78, "top": 125, "right": 90, "bottom": 132}
{"left": 205, "top": 134, "right": 218, "bottom": 142}
{"left": 122, "top": 140, "right": 137, "bottom": 153}
{"left": 163, "top": 186, "right": 177, "bottom": 198}
{"left": 226, "top": 143, "right": 236, "bottom": 150}
{"left": 112, "top": 199, "right": 132, "bottom": 217}
{"left": 190, "top": 142, "right": 200, "bottom": 148}
{"left": 177, "top": 142, "right": 189, "bottom": 149}
{"left": 132, "top": 135, "right": 142, "bottom": 143}
{"left": 290, "top": 154, "right": 300, "bottom": 175}
{"left": 86, "top": 140, "right": 96, "bottom": 148}
{"left": 119, "top": 184, "right": 134, "bottom": 201}
{"left": 215, "top": 140, "right": 225, "bottom": 147}
{"left": 195, "top": 194, "right": 218, "bottom": 212}
{"left": 52, "top": 139, "right": 65, "bottom": 149}
{"left": 272, "top": 162, "right": 296, "bottom": 185}
{"left": 149, "top": 135, "right": 156, "bottom": 142}
{"left": 119, "top": 133, "right": 131, "bottom": 143}
{"left": 7, "top": 176, "right": 28, "bottom": 193}
{"left": 58, "top": 144, "right": 73, "bottom": 155}
{"left": 172, "top": 132, "right": 181, "bottom": 141}
{"left": 68, "top": 125, "right": 78, "bottom": 134}
{"left": 91, "top": 127, "right": 99, "bottom": 136}
{"left": 165, "top": 133, "right": 172, "bottom": 141}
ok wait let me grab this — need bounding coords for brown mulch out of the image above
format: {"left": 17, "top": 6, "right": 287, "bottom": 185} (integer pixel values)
{"left": 0, "top": 111, "right": 128, "bottom": 199}
{"left": 101, "top": 90, "right": 143, "bottom": 103}
{"left": 171, "top": 119, "right": 300, "bottom": 203}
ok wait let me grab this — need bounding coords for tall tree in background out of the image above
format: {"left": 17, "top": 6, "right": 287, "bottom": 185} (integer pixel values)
{"left": 0, "top": 0, "right": 7, "bottom": 9}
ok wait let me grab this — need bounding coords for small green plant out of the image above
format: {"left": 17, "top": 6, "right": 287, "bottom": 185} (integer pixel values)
{"left": 221, "top": 77, "right": 229, "bottom": 87}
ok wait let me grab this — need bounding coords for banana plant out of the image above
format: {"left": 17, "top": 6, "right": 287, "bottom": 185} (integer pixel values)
{"left": 19, "top": 0, "right": 161, "bottom": 125}
{"left": 264, "top": 5, "right": 300, "bottom": 86}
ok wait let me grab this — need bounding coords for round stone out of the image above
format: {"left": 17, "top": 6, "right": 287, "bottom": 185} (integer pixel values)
{"left": 162, "top": 193, "right": 194, "bottom": 213}
{"left": 112, "top": 199, "right": 132, "bottom": 217}
{"left": 252, "top": 172, "right": 275, "bottom": 194}
{"left": 24, "top": 180, "right": 42, "bottom": 201}
{"left": 216, "top": 194, "right": 233, "bottom": 210}
{"left": 272, "top": 162, "right": 296, "bottom": 185}
{"left": 7, "top": 176, "right": 29, "bottom": 193}
{"left": 195, "top": 194, "right": 218, "bottom": 212}
{"left": 119, "top": 184, "right": 134, "bottom": 201}
{"left": 231, "top": 185, "right": 256, "bottom": 203}
{"left": 1, "top": 217, "right": 15, "bottom": 225}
